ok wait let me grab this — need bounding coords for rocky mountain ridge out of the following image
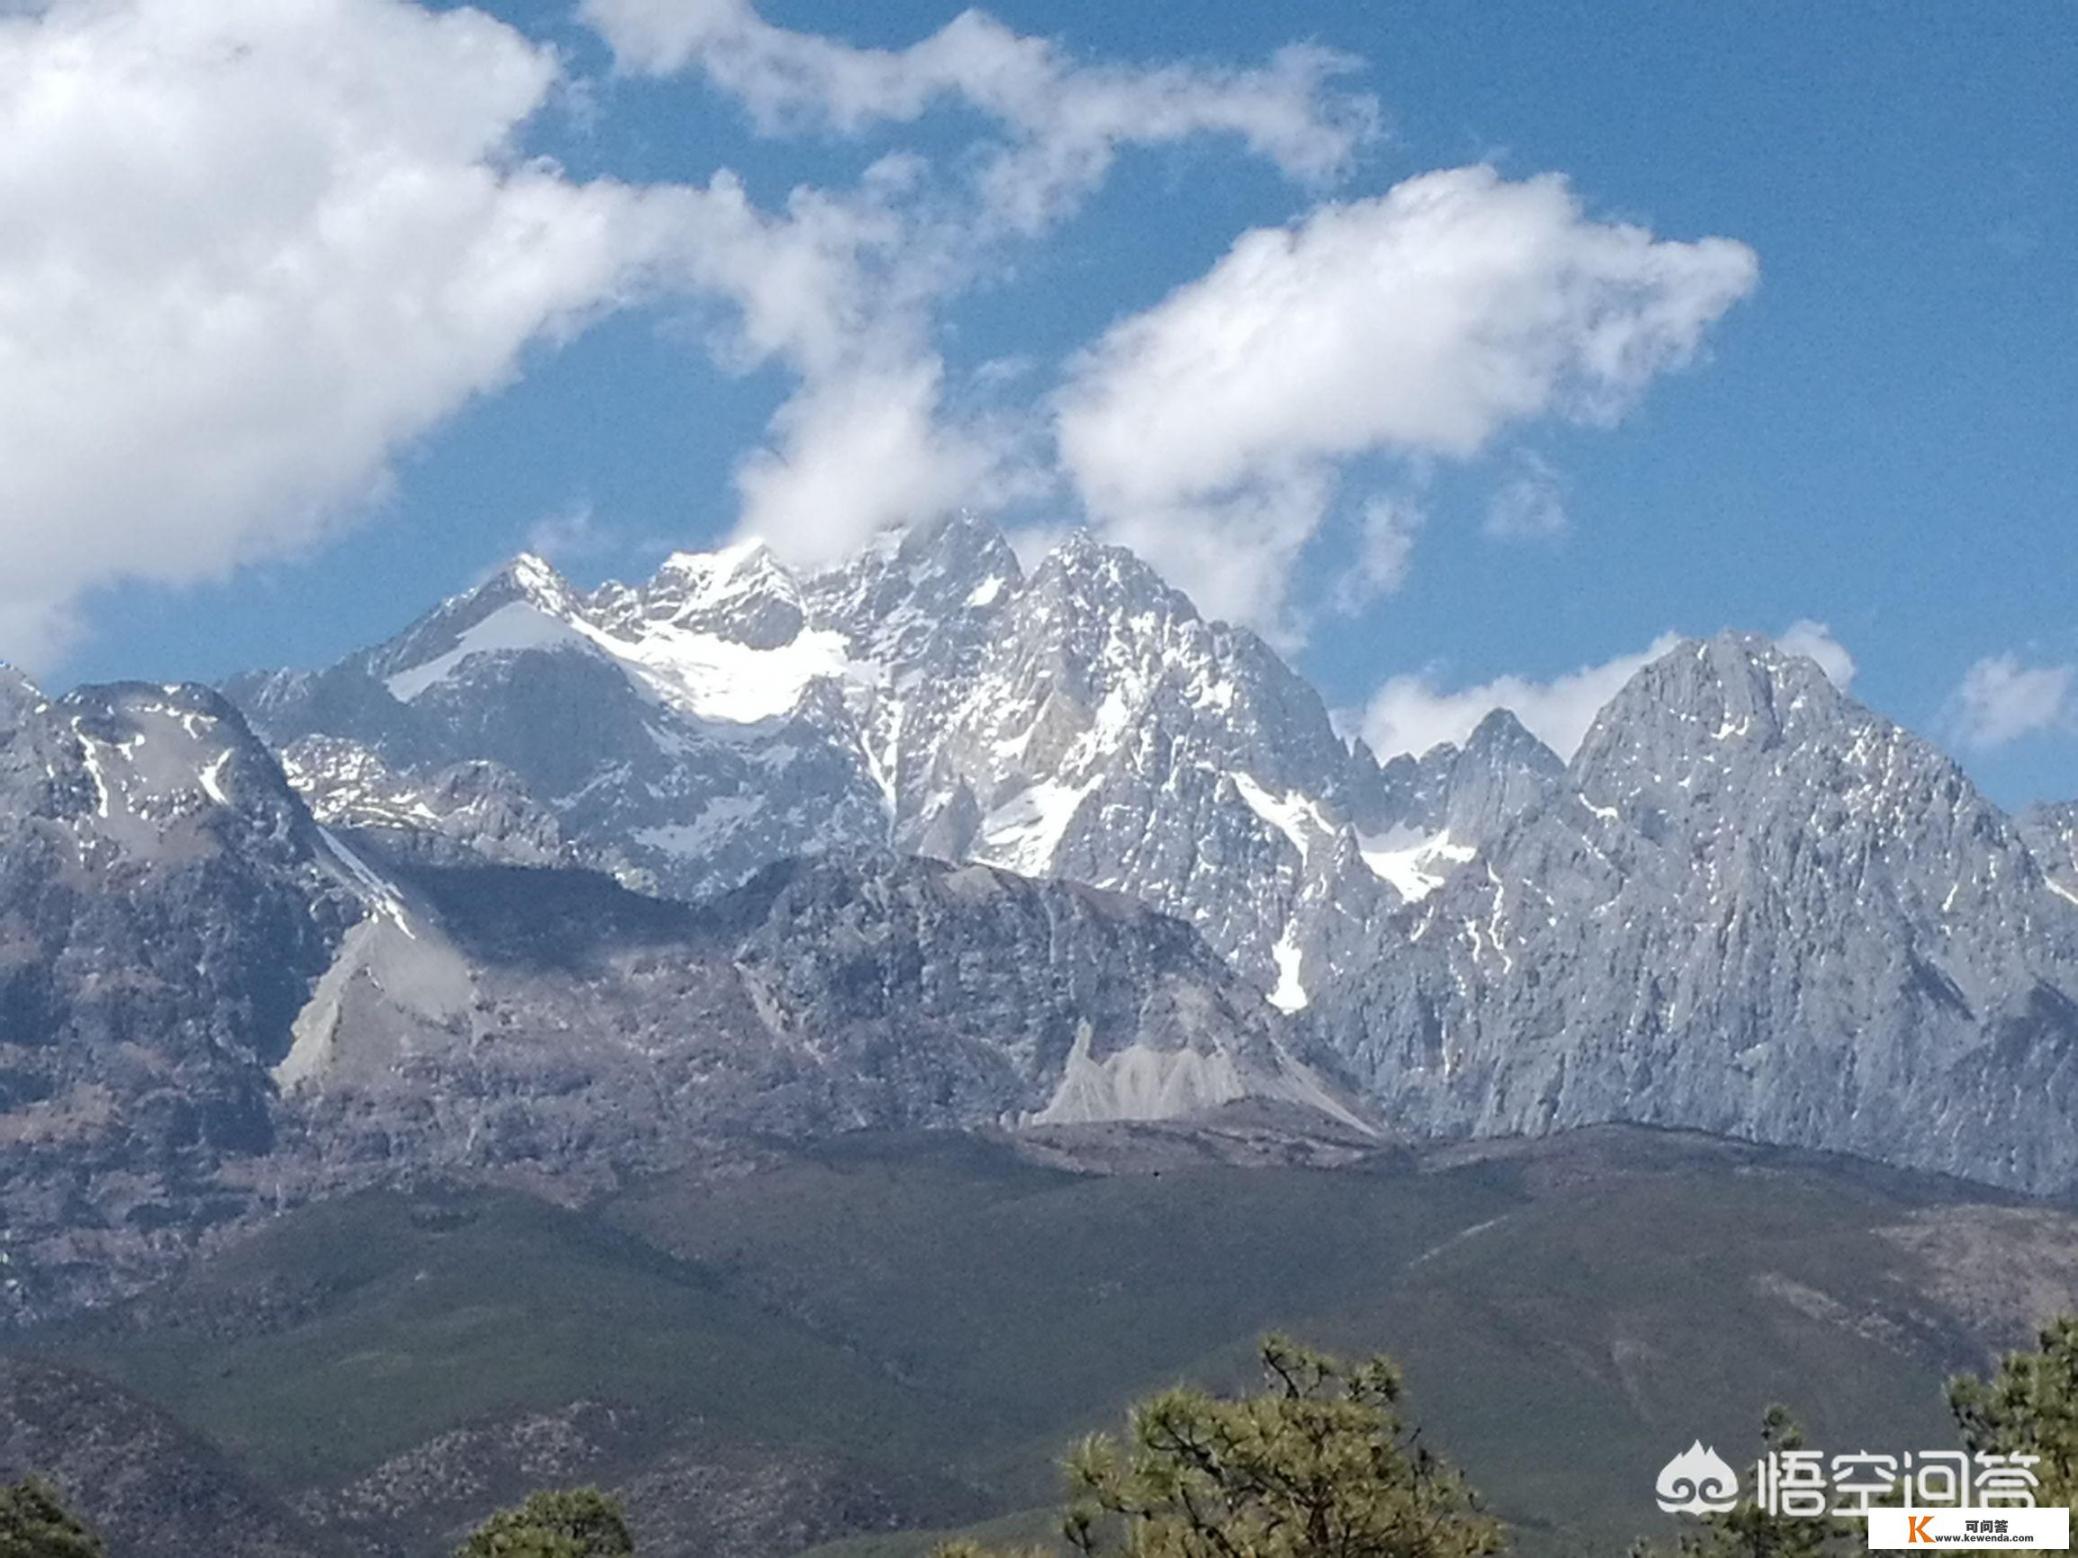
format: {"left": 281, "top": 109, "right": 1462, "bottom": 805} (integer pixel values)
{"left": 1325, "top": 633, "right": 2078, "bottom": 1189}
{"left": 219, "top": 520, "right": 2078, "bottom": 1196}
{"left": 0, "top": 660, "right": 1357, "bottom": 1322}
{"left": 2021, "top": 801, "right": 2078, "bottom": 901}
{"left": 6, "top": 516, "right": 2078, "bottom": 1327}
{"left": 227, "top": 517, "right": 1559, "bottom": 1010}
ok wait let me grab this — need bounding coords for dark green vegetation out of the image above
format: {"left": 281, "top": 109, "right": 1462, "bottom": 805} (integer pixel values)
{"left": 457, "top": 1488, "right": 632, "bottom": 1558}
{"left": 7, "top": 1123, "right": 2078, "bottom": 1558}
{"left": 1952, "top": 1315, "right": 2078, "bottom": 1508}
{"left": 1043, "top": 1334, "right": 1504, "bottom": 1558}
{"left": 0, "top": 1478, "right": 102, "bottom": 1558}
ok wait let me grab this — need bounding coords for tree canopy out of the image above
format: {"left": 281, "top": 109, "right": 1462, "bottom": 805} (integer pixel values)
{"left": 455, "top": 1486, "right": 635, "bottom": 1558}
{"left": 0, "top": 1478, "right": 103, "bottom": 1558}
{"left": 1950, "top": 1314, "right": 2078, "bottom": 1509}
{"left": 944, "top": 1334, "right": 1503, "bottom": 1558}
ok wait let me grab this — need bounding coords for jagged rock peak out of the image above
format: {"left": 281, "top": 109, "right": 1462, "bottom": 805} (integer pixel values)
{"left": 1460, "top": 708, "right": 1562, "bottom": 770}
{"left": 654, "top": 534, "right": 781, "bottom": 581}
{"left": 457, "top": 551, "right": 582, "bottom": 621}
{"left": 503, "top": 549, "right": 574, "bottom": 599}
{"left": 2022, "top": 801, "right": 2078, "bottom": 896}
{"left": 1572, "top": 630, "right": 1846, "bottom": 779}
{"left": 0, "top": 661, "right": 45, "bottom": 727}
{"left": 624, "top": 538, "right": 808, "bottom": 649}
{"left": 1029, "top": 528, "right": 1193, "bottom": 621}
{"left": 1441, "top": 709, "right": 1564, "bottom": 845}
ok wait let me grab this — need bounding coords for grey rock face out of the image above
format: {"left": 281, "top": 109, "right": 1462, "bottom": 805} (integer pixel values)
{"left": 277, "top": 850, "right": 1364, "bottom": 1187}
{"left": 2020, "top": 801, "right": 2078, "bottom": 901}
{"left": 226, "top": 518, "right": 1555, "bottom": 1011}
{"left": 227, "top": 548, "right": 900, "bottom": 903}
{"left": 1440, "top": 710, "right": 1568, "bottom": 844}
{"left": 8, "top": 514, "right": 2078, "bottom": 1311}
{"left": 1324, "top": 633, "right": 2078, "bottom": 1193}
{"left": 0, "top": 662, "right": 1357, "bottom": 1316}
{"left": 0, "top": 676, "right": 368, "bottom": 1313}
{"left": 279, "top": 735, "right": 579, "bottom": 871}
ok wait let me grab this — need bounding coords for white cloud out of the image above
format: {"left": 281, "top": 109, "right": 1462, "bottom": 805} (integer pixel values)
{"left": 1355, "top": 621, "right": 1856, "bottom": 761}
{"left": 524, "top": 500, "right": 612, "bottom": 564}
{"left": 732, "top": 355, "right": 1006, "bottom": 565}
{"left": 0, "top": 0, "right": 695, "bottom": 663}
{"left": 1056, "top": 165, "right": 1758, "bottom": 634}
{"left": 1333, "top": 495, "right": 1426, "bottom": 613}
{"left": 581, "top": 0, "right": 1376, "bottom": 233}
{"left": 574, "top": 0, "right": 1379, "bottom": 571}
{"left": 0, "top": 0, "right": 1393, "bottom": 647}
{"left": 1483, "top": 451, "right": 1568, "bottom": 541}
{"left": 1359, "top": 634, "right": 1684, "bottom": 762}
{"left": 1777, "top": 617, "right": 1859, "bottom": 691}
{"left": 642, "top": 162, "right": 1009, "bottom": 566}
{"left": 665, "top": 162, "right": 924, "bottom": 379}
{"left": 1096, "top": 470, "right": 1334, "bottom": 652}
{"left": 1951, "top": 653, "right": 2075, "bottom": 749}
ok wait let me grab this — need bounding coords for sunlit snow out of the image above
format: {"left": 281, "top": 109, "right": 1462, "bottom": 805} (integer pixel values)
{"left": 1358, "top": 825, "right": 1474, "bottom": 902}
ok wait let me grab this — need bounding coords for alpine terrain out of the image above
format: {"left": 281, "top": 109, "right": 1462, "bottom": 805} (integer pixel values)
{"left": 217, "top": 515, "right": 2078, "bottom": 1194}
{"left": 0, "top": 513, "right": 2074, "bottom": 1388}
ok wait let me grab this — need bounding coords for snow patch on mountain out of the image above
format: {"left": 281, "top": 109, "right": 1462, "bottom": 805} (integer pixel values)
{"left": 227, "top": 515, "right": 1574, "bottom": 1005}
{"left": 1358, "top": 826, "right": 1476, "bottom": 903}
{"left": 1268, "top": 923, "right": 1309, "bottom": 1012}
{"left": 1232, "top": 772, "right": 1331, "bottom": 862}
{"left": 385, "top": 601, "right": 590, "bottom": 702}
{"left": 580, "top": 615, "right": 854, "bottom": 726}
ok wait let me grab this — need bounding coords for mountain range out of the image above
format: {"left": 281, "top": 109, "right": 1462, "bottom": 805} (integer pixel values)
{"left": 4, "top": 513, "right": 2077, "bottom": 1323}
{"left": 0, "top": 669, "right": 1335, "bottom": 1321}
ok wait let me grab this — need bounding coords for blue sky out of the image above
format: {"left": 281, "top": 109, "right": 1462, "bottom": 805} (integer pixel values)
{"left": 11, "top": 0, "right": 2074, "bottom": 806}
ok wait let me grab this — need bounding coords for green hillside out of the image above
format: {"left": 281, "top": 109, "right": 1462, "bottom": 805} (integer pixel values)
{"left": 13, "top": 1124, "right": 2074, "bottom": 1556}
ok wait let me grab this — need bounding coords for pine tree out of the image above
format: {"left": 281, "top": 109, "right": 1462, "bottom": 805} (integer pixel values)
{"left": 455, "top": 1487, "right": 635, "bottom": 1558}
{"left": 943, "top": 1334, "right": 1504, "bottom": 1558}
{"left": 0, "top": 1478, "right": 103, "bottom": 1558}
{"left": 1949, "top": 1314, "right": 2078, "bottom": 1508}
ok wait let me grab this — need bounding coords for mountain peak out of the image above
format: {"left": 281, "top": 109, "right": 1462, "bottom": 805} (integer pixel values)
{"left": 1574, "top": 629, "right": 1846, "bottom": 774}
{"left": 1462, "top": 707, "right": 1561, "bottom": 769}
{"left": 0, "top": 661, "right": 43, "bottom": 716}
{"left": 572, "top": 537, "right": 809, "bottom": 653}
{"left": 879, "top": 510, "right": 1024, "bottom": 605}
{"left": 654, "top": 535, "right": 779, "bottom": 584}
{"left": 1676, "top": 629, "right": 1850, "bottom": 701}
{"left": 1438, "top": 708, "right": 1564, "bottom": 844}
{"left": 490, "top": 552, "right": 579, "bottom": 615}
{"left": 901, "top": 507, "right": 1013, "bottom": 558}
{"left": 1032, "top": 529, "right": 1189, "bottom": 621}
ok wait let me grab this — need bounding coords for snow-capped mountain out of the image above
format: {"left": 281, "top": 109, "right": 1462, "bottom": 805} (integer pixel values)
{"left": 1325, "top": 633, "right": 2078, "bottom": 1191}
{"left": 0, "top": 671, "right": 366, "bottom": 1310}
{"left": 214, "top": 527, "right": 2078, "bottom": 1195}
{"left": 227, "top": 516, "right": 1551, "bottom": 1010}
{"left": 0, "top": 657, "right": 1359, "bottom": 1320}
{"left": 228, "top": 546, "right": 893, "bottom": 899}
{"left": 11, "top": 517, "right": 2078, "bottom": 1319}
